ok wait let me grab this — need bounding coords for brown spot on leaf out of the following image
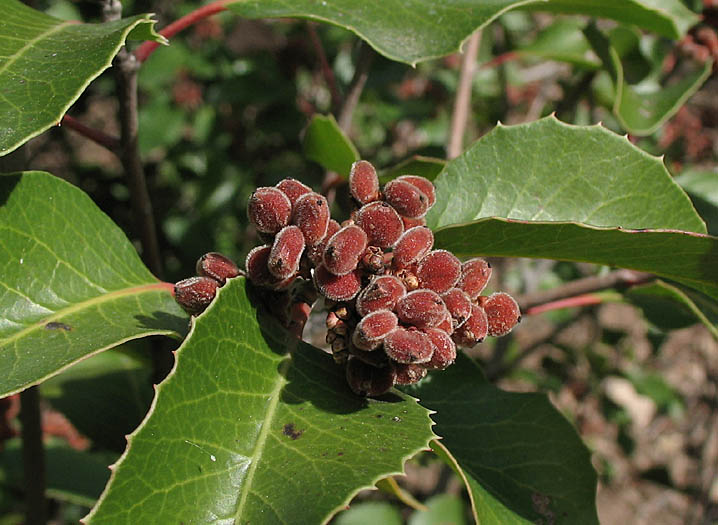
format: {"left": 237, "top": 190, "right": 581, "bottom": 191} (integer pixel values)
{"left": 45, "top": 322, "right": 72, "bottom": 331}
{"left": 282, "top": 423, "right": 303, "bottom": 440}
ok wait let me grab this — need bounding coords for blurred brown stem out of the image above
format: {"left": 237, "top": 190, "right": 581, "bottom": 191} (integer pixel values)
{"left": 20, "top": 387, "right": 46, "bottom": 525}
{"left": 447, "top": 31, "right": 481, "bottom": 159}
{"left": 337, "top": 41, "right": 374, "bottom": 133}
{"left": 61, "top": 115, "right": 120, "bottom": 153}
{"left": 307, "top": 23, "right": 341, "bottom": 114}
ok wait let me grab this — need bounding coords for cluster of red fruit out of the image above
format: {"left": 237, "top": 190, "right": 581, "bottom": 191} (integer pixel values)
{"left": 174, "top": 161, "right": 520, "bottom": 397}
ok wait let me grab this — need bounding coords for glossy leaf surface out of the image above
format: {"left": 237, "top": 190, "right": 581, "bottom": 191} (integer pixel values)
{"left": 303, "top": 114, "right": 359, "bottom": 177}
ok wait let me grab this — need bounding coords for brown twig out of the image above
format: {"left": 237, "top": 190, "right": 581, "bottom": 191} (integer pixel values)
{"left": 20, "top": 387, "right": 46, "bottom": 525}
{"left": 307, "top": 23, "right": 341, "bottom": 114}
{"left": 447, "top": 30, "right": 481, "bottom": 159}
{"left": 61, "top": 115, "right": 120, "bottom": 153}
{"left": 134, "top": 0, "right": 230, "bottom": 63}
{"left": 517, "top": 269, "right": 654, "bottom": 314}
{"left": 337, "top": 41, "right": 374, "bottom": 133}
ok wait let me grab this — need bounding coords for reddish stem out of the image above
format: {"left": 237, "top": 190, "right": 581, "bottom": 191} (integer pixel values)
{"left": 134, "top": 0, "right": 231, "bottom": 63}
{"left": 525, "top": 294, "right": 604, "bottom": 316}
{"left": 479, "top": 51, "right": 519, "bottom": 71}
{"left": 61, "top": 115, "right": 120, "bottom": 153}
{"left": 307, "top": 23, "right": 341, "bottom": 114}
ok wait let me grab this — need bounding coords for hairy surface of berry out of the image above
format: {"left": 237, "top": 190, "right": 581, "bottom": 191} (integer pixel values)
{"left": 396, "top": 289, "right": 448, "bottom": 329}
{"left": 384, "top": 179, "right": 429, "bottom": 218}
{"left": 355, "top": 201, "right": 404, "bottom": 248}
{"left": 293, "top": 192, "right": 330, "bottom": 246}
{"left": 397, "top": 175, "right": 436, "bottom": 208}
{"left": 355, "top": 275, "right": 406, "bottom": 317}
{"left": 482, "top": 292, "right": 521, "bottom": 337}
{"left": 393, "top": 226, "right": 434, "bottom": 270}
{"left": 452, "top": 304, "right": 488, "bottom": 348}
{"left": 441, "top": 287, "right": 472, "bottom": 329}
{"left": 268, "top": 225, "right": 305, "bottom": 279}
{"left": 383, "top": 327, "right": 434, "bottom": 364}
{"left": 247, "top": 187, "right": 292, "bottom": 234}
{"left": 352, "top": 310, "right": 398, "bottom": 351}
{"left": 323, "top": 224, "right": 368, "bottom": 276}
{"left": 349, "top": 160, "right": 380, "bottom": 205}
{"left": 417, "top": 250, "right": 462, "bottom": 294}
{"left": 196, "top": 252, "right": 240, "bottom": 284}
{"left": 276, "top": 178, "right": 311, "bottom": 206}
{"left": 174, "top": 277, "right": 218, "bottom": 315}
{"left": 307, "top": 219, "right": 340, "bottom": 266}
{"left": 423, "top": 328, "right": 457, "bottom": 370}
{"left": 458, "top": 258, "right": 492, "bottom": 300}
{"left": 346, "top": 357, "right": 396, "bottom": 397}
{"left": 314, "top": 265, "right": 362, "bottom": 301}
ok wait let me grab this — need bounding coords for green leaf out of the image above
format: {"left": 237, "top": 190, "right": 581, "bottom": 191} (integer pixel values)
{"left": 675, "top": 169, "right": 718, "bottom": 235}
{"left": 226, "top": 0, "right": 697, "bottom": 65}
{"left": 625, "top": 280, "right": 718, "bottom": 339}
{"left": 0, "top": 0, "right": 163, "bottom": 156}
{"left": 0, "top": 172, "right": 188, "bottom": 397}
{"left": 86, "top": 277, "right": 436, "bottom": 524}
{"left": 404, "top": 355, "right": 598, "bottom": 524}
{"left": 0, "top": 438, "right": 114, "bottom": 507}
{"left": 408, "top": 494, "right": 467, "bottom": 525}
{"left": 302, "top": 114, "right": 359, "bottom": 177}
{"left": 584, "top": 23, "right": 711, "bottom": 135}
{"left": 380, "top": 156, "right": 447, "bottom": 184}
{"left": 517, "top": 19, "right": 600, "bottom": 69}
{"left": 40, "top": 345, "right": 154, "bottom": 452}
{"left": 335, "top": 502, "right": 403, "bottom": 525}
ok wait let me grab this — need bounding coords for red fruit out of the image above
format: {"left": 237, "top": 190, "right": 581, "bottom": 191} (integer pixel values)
{"left": 423, "top": 328, "right": 457, "bottom": 370}
{"left": 392, "top": 226, "right": 434, "bottom": 270}
{"left": 349, "top": 160, "right": 380, "bottom": 205}
{"left": 352, "top": 310, "right": 398, "bottom": 351}
{"left": 481, "top": 292, "right": 521, "bottom": 337}
{"left": 452, "top": 304, "right": 488, "bottom": 348}
{"left": 396, "top": 289, "right": 448, "bottom": 329}
{"left": 355, "top": 275, "right": 406, "bottom": 317}
{"left": 276, "top": 178, "right": 311, "bottom": 206}
{"left": 293, "top": 192, "right": 330, "bottom": 246}
{"left": 268, "top": 225, "right": 305, "bottom": 279}
{"left": 196, "top": 252, "right": 240, "bottom": 285}
{"left": 313, "top": 265, "right": 362, "bottom": 301}
{"left": 441, "top": 288, "right": 472, "bottom": 329}
{"left": 401, "top": 216, "right": 426, "bottom": 229}
{"left": 323, "top": 224, "right": 368, "bottom": 276}
{"left": 436, "top": 310, "right": 453, "bottom": 334}
{"left": 458, "top": 258, "right": 492, "bottom": 300}
{"left": 397, "top": 175, "right": 436, "bottom": 208}
{"left": 417, "top": 250, "right": 461, "bottom": 294}
{"left": 393, "top": 363, "right": 427, "bottom": 385}
{"left": 245, "top": 245, "right": 296, "bottom": 289}
{"left": 247, "top": 187, "right": 292, "bottom": 234}
{"left": 174, "top": 277, "right": 218, "bottom": 315}
{"left": 383, "top": 327, "right": 434, "bottom": 364}
{"left": 346, "top": 357, "right": 396, "bottom": 397}
{"left": 307, "top": 219, "right": 341, "bottom": 266}
{"left": 355, "top": 201, "right": 404, "bottom": 248}
{"left": 384, "top": 179, "right": 429, "bottom": 218}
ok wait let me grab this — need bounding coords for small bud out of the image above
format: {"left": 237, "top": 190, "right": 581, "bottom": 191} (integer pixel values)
{"left": 196, "top": 252, "right": 240, "bottom": 285}
{"left": 174, "top": 277, "right": 219, "bottom": 315}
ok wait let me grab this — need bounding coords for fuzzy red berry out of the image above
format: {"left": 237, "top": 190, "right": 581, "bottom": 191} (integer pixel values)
{"left": 307, "top": 219, "right": 341, "bottom": 266}
{"left": 346, "top": 357, "right": 396, "bottom": 397}
{"left": 174, "top": 277, "right": 218, "bottom": 315}
{"left": 383, "top": 327, "right": 434, "bottom": 364}
{"left": 355, "top": 201, "right": 404, "bottom": 248}
{"left": 458, "top": 258, "right": 492, "bottom": 300}
{"left": 313, "top": 265, "right": 362, "bottom": 301}
{"left": 392, "top": 226, "right": 434, "bottom": 270}
{"left": 247, "top": 187, "right": 292, "bottom": 234}
{"left": 452, "top": 304, "right": 488, "bottom": 348}
{"left": 293, "top": 192, "right": 330, "bottom": 246}
{"left": 384, "top": 179, "right": 429, "bottom": 218}
{"left": 397, "top": 175, "right": 436, "bottom": 208}
{"left": 268, "top": 225, "right": 305, "bottom": 279}
{"left": 441, "top": 288, "right": 472, "bottom": 329}
{"left": 417, "top": 250, "right": 462, "bottom": 294}
{"left": 396, "top": 289, "right": 448, "bottom": 329}
{"left": 355, "top": 275, "right": 406, "bottom": 317}
{"left": 196, "top": 252, "right": 240, "bottom": 285}
{"left": 423, "top": 328, "right": 457, "bottom": 370}
{"left": 352, "top": 310, "right": 398, "bottom": 351}
{"left": 276, "top": 178, "right": 311, "bottom": 206}
{"left": 245, "top": 245, "right": 295, "bottom": 290}
{"left": 323, "top": 224, "right": 368, "bottom": 276}
{"left": 481, "top": 292, "right": 521, "bottom": 337}
{"left": 349, "top": 160, "right": 380, "bottom": 205}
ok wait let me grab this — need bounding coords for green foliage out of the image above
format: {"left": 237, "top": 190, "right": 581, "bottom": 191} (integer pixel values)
{"left": 303, "top": 114, "right": 359, "bottom": 176}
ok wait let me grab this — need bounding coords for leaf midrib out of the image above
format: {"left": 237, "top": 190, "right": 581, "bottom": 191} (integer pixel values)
{"left": 0, "top": 282, "right": 170, "bottom": 347}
